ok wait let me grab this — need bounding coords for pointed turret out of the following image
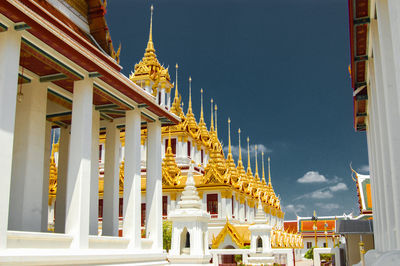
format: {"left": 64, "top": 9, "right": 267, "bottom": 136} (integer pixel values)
{"left": 254, "top": 145, "right": 259, "bottom": 180}
{"left": 145, "top": 5, "right": 155, "bottom": 56}
{"left": 214, "top": 104, "right": 218, "bottom": 137}
{"left": 226, "top": 118, "right": 238, "bottom": 184}
{"left": 210, "top": 99, "right": 214, "bottom": 132}
{"left": 185, "top": 76, "right": 198, "bottom": 132}
{"left": 198, "top": 89, "right": 210, "bottom": 144}
{"left": 268, "top": 157, "right": 272, "bottom": 187}
{"left": 162, "top": 128, "right": 181, "bottom": 186}
{"left": 170, "top": 63, "right": 183, "bottom": 117}
{"left": 236, "top": 128, "right": 246, "bottom": 176}
{"left": 262, "top": 152, "right": 267, "bottom": 185}
{"left": 246, "top": 137, "right": 253, "bottom": 176}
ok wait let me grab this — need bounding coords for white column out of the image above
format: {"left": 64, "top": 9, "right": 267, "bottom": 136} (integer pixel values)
{"left": 161, "top": 88, "right": 166, "bottom": 107}
{"left": 55, "top": 126, "right": 70, "bottom": 233}
{"left": 382, "top": 0, "right": 400, "bottom": 248}
{"left": 102, "top": 121, "right": 120, "bottom": 236}
{"left": 65, "top": 78, "right": 93, "bottom": 249}
{"left": 41, "top": 121, "right": 52, "bottom": 232}
{"left": 239, "top": 202, "right": 245, "bottom": 223}
{"left": 367, "top": 59, "right": 384, "bottom": 250}
{"left": 226, "top": 197, "right": 232, "bottom": 219}
{"left": 146, "top": 120, "right": 163, "bottom": 250}
{"left": 167, "top": 92, "right": 171, "bottom": 109}
{"left": 0, "top": 28, "right": 21, "bottom": 248}
{"left": 9, "top": 80, "right": 48, "bottom": 232}
{"left": 221, "top": 196, "right": 227, "bottom": 219}
{"left": 372, "top": 10, "right": 399, "bottom": 249}
{"left": 89, "top": 110, "right": 100, "bottom": 235}
{"left": 123, "top": 109, "right": 142, "bottom": 248}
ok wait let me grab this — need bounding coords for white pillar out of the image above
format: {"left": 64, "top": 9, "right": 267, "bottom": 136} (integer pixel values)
{"left": 372, "top": 12, "right": 398, "bottom": 250}
{"left": 89, "top": 110, "right": 100, "bottom": 235}
{"left": 161, "top": 88, "right": 166, "bottom": 106}
{"left": 221, "top": 196, "right": 227, "bottom": 219}
{"left": 0, "top": 28, "right": 21, "bottom": 248}
{"left": 167, "top": 92, "right": 171, "bottom": 109}
{"left": 9, "top": 80, "right": 48, "bottom": 232}
{"left": 239, "top": 201, "right": 245, "bottom": 223}
{"left": 65, "top": 78, "right": 93, "bottom": 249}
{"left": 123, "top": 109, "right": 142, "bottom": 248}
{"left": 146, "top": 120, "right": 163, "bottom": 250}
{"left": 102, "top": 121, "right": 120, "bottom": 236}
{"left": 41, "top": 121, "right": 52, "bottom": 232}
{"left": 55, "top": 126, "right": 70, "bottom": 233}
{"left": 226, "top": 197, "right": 233, "bottom": 219}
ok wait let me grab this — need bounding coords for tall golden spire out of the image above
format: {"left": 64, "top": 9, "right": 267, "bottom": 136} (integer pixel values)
{"left": 238, "top": 129, "right": 242, "bottom": 162}
{"left": 237, "top": 128, "right": 246, "bottom": 176}
{"left": 200, "top": 88, "right": 205, "bottom": 123}
{"left": 246, "top": 137, "right": 252, "bottom": 176}
{"left": 254, "top": 145, "right": 259, "bottom": 179}
{"left": 210, "top": 99, "right": 214, "bottom": 132}
{"left": 268, "top": 156, "right": 272, "bottom": 186}
{"left": 170, "top": 64, "right": 183, "bottom": 117}
{"left": 174, "top": 64, "right": 179, "bottom": 100}
{"left": 228, "top": 118, "right": 232, "bottom": 155}
{"left": 262, "top": 152, "right": 266, "bottom": 184}
{"left": 146, "top": 5, "right": 155, "bottom": 53}
{"left": 214, "top": 104, "right": 218, "bottom": 137}
{"left": 187, "top": 76, "right": 192, "bottom": 113}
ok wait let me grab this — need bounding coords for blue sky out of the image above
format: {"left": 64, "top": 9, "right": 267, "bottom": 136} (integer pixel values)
{"left": 106, "top": 0, "right": 369, "bottom": 220}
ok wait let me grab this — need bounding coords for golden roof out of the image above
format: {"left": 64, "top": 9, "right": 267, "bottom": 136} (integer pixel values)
{"left": 129, "top": 5, "right": 172, "bottom": 94}
{"left": 162, "top": 129, "right": 182, "bottom": 187}
{"left": 211, "top": 220, "right": 247, "bottom": 248}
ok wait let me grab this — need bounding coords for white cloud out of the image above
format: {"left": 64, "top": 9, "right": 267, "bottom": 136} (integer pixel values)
{"left": 297, "top": 171, "right": 328, "bottom": 183}
{"left": 310, "top": 190, "right": 333, "bottom": 199}
{"left": 358, "top": 165, "right": 369, "bottom": 174}
{"left": 223, "top": 144, "right": 272, "bottom": 158}
{"left": 329, "top": 182, "right": 348, "bottom": 192}
{"left": 285, "top": 204, "right": 306, "bottom": 215}
{"left": 315, "top": 203, "right": 340, "bottom": 210}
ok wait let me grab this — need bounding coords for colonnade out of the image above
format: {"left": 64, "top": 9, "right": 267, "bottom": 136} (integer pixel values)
{"left": 366, "top": 0, "right": 400, "bottom": 252}
{"left": 0, "top": 28, "right": 163, "bottom": 251}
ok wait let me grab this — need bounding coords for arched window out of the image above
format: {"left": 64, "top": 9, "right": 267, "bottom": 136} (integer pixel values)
{"left": 180, "top": 227, "right": 190, "bottom": 255}
{"left": 256, "top": 236, "right": 263, "bottom": 253}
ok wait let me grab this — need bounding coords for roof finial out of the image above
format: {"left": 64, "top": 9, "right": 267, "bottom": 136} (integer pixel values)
{"left": 255, "top": 145, "right": 259, "bottom": 179}
{"left": 210, "top": 98, "right": 214, "bottom": 131}
{"left": 238, "top": 128, "right": 242, "bottom": 162}
{"left": 188, "top": 76, "right": 192, "bottom": 112}
{"left": 268, "top": 156, "right": 272, "bottom": 186}
{"left": 262, "top": 152, "right": 266, "bottom": 183}
{"left": 228, "top": 118, "right": 232, "bottom": 155}
{"left": 247, "top": 137, "right": 252, "bottom": 175}
{"left": 146, "top": 5, "right": 154, "bottom": 51}
{"left": 214, "top": 104, "right": 218, "bottom": 136}
{"left": 200, "top": 88, "right": 205, "bottom": 122}
{"left": 174, "top": 63, "right": 179, "bottom": 99}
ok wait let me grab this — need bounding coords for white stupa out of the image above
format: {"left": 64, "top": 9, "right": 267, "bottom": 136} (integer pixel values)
{"left": 168, "top": 162, "right": 211, "bottom": 265}
{"left": 247, "top": 200, "right": 275, "bottom": 266}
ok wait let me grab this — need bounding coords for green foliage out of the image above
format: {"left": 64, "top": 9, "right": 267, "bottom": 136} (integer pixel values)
{"left": 304, "top": 247, "right": 314, "bottom": 259}
{"left": 163, "top": 220, "right": 172, "bottom": 251}
{"left": 234, "top": 254, "right": 242, "bottom": 263}
{"left": 320, "top": 253, "right": 333, "bottom": 262}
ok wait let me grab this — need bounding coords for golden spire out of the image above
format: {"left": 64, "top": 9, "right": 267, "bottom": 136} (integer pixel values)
{"left": 200, "top": 88, "right": 205, "bottom": 123}
{"left": 188, "top": 76, "right": 192, "bottom": 112}
{"left": 214, "top": 104, "right": 218, "bottom": 137}
{"left": 254, "top": 145, "right": 259, "bottom": 179}
{"left": 170, "top": 63, "right": 183, "bottom": 117}
{"left": 228, "top": 118, "right": 232, "bottom": 155}
{"left": 238, "top": 129, "right": 242, "bottom": 162}
{"left": 262, "top": 152, "right": 266, "bottom": 184}
{"left": 246, "top": 137, "right": 252, "bottom": 176}
{"left": 210, "top": 98, "right": 214, "bottom": 131}
{"left": 146, "top": 5, "right": 155, "bottom": 53}
{"left": 268, "top": 156, "right": 272, "bottom": 186}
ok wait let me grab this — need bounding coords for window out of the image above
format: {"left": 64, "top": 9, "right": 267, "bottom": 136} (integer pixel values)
{"left": 207, "top": 194, "right": 218, "bottom": 217}
{"left": 165, "top": 138, "right": 176, "bottom": 156}
{"left": 307, "top": 242, "right": 312, "bottom": 249}
{"left": 323, "top": 242, "right": 327, "bottom": 248}
{"left": 162, "top": 196, "right": 168, "bottom": 217}
{"left": 201, "top": 150, "right": 204, "bottom": 164}
{"left": 187, "top": 141, "right": 191, "bottom": 157}
{"left": 231, "top": 196, "right": 235, "bottom": 217}
{"left": 141, "top": 203, "right": 146, "bottom": 226}
{"left": 99, "top": 199, "right": 103, "bottom": 218}
{"left": 119, "top": 198, "right": 123, "bottom": 217}
{"left": 158, "top": 92, "right": 161, "bottom": 104}
{"left": 99, "top": 144, "right": 102, "bottom": 160}
{"left": 244, "top": 203, "right": 247, "bottom": 221}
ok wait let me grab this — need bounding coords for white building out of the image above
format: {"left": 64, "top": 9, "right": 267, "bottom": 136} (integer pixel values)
{"left": 348, "top": 0, "right": 400, "bottom": 264}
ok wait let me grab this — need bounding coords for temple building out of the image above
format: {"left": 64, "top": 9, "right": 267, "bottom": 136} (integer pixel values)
{"left": 348, "top": 0, "right": 400, "bottom": 264}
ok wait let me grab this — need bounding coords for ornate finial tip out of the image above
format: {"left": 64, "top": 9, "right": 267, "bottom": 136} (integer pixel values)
{"left": 189, "top": 76, "right": 192, "bottom": 82}
{"left": 211, "top": 98, "right": 213, "bottom": 103}
{"left": 247, "top": 137, "right": 249, "bottom": 142}
{"left": 215, "top": 104, "right": 218, "bottom": 111}
{"left": 262, "top": 152, "right": 264, "bottom": 155}
{"left": 228, "top": 118, "right": 231, "bottom": 123}
{"left": 151, "top": 5, "right": 154, "bottom": 11}
{"left": 238, "top": 128, "right": 241, "bottom": 133}
{"left": 268, "top": 157, "right": 270, "bottom": 161}
{"left": 201, "top": 88, "right": 203, "bottom": 93}
{"left": 176, "top": 63, "right": 178, "bottom": 68}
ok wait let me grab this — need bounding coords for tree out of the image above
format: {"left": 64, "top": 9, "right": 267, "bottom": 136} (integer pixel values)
{"left": 163, "top": 220, "right": 172, "bottom": 252}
